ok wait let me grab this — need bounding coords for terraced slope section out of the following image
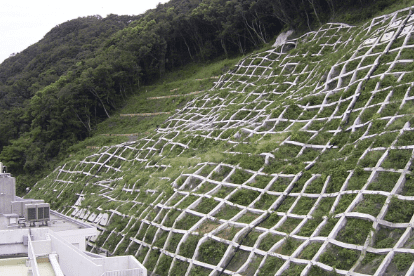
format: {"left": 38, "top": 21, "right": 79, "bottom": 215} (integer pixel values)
{"left": 29, "top": 7, "right": 414, "bottom": 276}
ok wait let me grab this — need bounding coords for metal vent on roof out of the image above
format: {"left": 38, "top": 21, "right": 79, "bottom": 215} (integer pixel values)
{"left": 38, "top": 207, "right": 44, "bottom": 220}
{"left": 44, "top": 207, "right": 50, "bottom": 219}
{"left": 27, "top": 208, "right": 36, "bottom": 221}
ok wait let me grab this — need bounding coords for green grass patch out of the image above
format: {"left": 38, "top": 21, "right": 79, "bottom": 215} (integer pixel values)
{"left": 292, "top": 197, "right": 317, "bottom": 215}
{"left": 334, "top": 194, "right": 357, "bottom": 214}
{"left": 367, "top": 171, "right": 400, "bottom": 192}
{"left": 260, "top": 212, "right": 282, "bottom": 229}
{"left": 373, "top": 226, "right": 405, "bottom": 248}
{"left": 257, "top": 256, "right": 284, "bottom": 276}
{"left": 277, "top": 217, "right": 302, "bottom": 233}
{"left": 214, "top": 205, "right": 241, "bottom": 220}
{"left": 299, "top": 242, "right": 322, "bottom": 260}
{"left": 347, "top": 169, "right": 371, "bottom": 190}
{"left": 258, "top": 233, "right": 283, "bottom": 251}
{"left": 197, "top": 239, "right": 227, "bottom": 265}
{"left": 229, "top": 189, "right": 260, "bottom": 206}
{"left": 353, "top": 194, "right": 386, "bottom": 217}
{"left": 384, "top": 197, "right": 414, "bottom": 223}
{"left": 382, "top": 149, "right": 412, "bottom": 169}
{"left": 319, "top": 244, "right": 360, "bottom": 270}
{"left": 319, "top": 217, "right": 339, "bottom": 237}
{"left": 336, "top": 218, "right": 373, "bottom": 245}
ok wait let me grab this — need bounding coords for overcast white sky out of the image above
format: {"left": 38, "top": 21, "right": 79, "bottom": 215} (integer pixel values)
{"left": 0, "top": 0, "right": 170, "bottom": 64}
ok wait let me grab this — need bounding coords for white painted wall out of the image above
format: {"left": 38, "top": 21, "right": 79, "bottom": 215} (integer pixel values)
{"left": 54, "top": 227, "right": 98, "bottom": 251}
{"left": 49, "top": 232, "right": 104, "bottom": 276}
{"left": 31, "top": 239, "right": 52, "bottom": 256}
{"left": 0, "top": 177, "right": 15, "bottom": 214}
{"left": 0, "top": 228, "right": 28, "bottom": 255}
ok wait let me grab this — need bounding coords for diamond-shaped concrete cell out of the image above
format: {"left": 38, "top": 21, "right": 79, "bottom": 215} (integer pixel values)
{"left": 390, "top": 20, "right": 402, "bottom": 28}
{"left": 88, "top": 213, "right": 97, "bottom": 222}
{"left": 401, "top": 24, "right": 413, "bottom": 36}
{"left": 99, "top": 213, "right": 109, "bottom": 226}
{"left": 364, "top": 37, "right": 378, "bottom": 45}
{"left": 381, "top": 31, "right": 395, "bottom": 42}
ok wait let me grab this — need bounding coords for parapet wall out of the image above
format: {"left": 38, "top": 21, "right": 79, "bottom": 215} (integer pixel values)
{"left": 0, "top": 176, "right": 15, "bottom": 214}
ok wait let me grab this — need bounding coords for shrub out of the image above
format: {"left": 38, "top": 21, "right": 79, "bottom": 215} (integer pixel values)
{"left": 361, "top": 252, "right": 385, "bottom": 266}
{"left": 255, "top": 193, "right": 276, "bottom": 210}
{"left": 241, "top": 231, "right": 261, "bottom": 247}
{"left": 250, "top": 175, "right": 273, "bottom": 189}
{"left": 305, "top": 176, "right": 325, "bottom": 193}
{"left": 278, "top": 196, "right": 296, "bottom": 212}
{"left": 308, "top": 266, "right": 340, "bottom": 275}
{"left": 280, "top": 263, "right": 306, "bottom": 276}
{"left": 397, "top": 130, "right": 414, "bottom": 146}
{"left": 145, "top": 249, "right": 161, "bottom": 272}
{"left": 401, "top": 174, "right": 414, "bottom": 196}
{"left": 167, "top": 233, "right": 183, "bottom": 252}
{"left": 278, "top": 237, "right": 302, "bottom": 255}
{"left": 260, "top": 212, "right": 282, "bottom": 228}
{"left": 301, "top": 242, "right": 323, "bottom": 260}
{"left": 154, "top": 254, "right": 173, "bottom": 276}
{"left": 347, "top": 169, "right": 371, "bottom": 190}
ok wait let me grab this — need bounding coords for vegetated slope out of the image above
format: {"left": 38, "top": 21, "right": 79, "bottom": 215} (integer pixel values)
{"left": 28, "top": 7, "right": 414, "bottom": 276}
{"left": 0, "top": 14, "right": 139, "bottom": 113}
{"left": 0, "top": 0, "right": 399, "bottom": 192}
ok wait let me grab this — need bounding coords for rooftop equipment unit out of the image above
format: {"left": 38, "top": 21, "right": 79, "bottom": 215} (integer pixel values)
{"left": 37, "top": 203, "right": 50, "bottom": 222}
{"left": 25, "top": 204, "right": 37, "bottom": 223}
{"left": 12, "top": 199, "right": 44, "bottom": 217}
{"left": 23, "top": 203, "right": 50, "bottom": 226}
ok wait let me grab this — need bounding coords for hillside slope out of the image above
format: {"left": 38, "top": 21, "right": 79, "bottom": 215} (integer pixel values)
{"left": 29, "top": 6, "right": 414, "bottom": 276}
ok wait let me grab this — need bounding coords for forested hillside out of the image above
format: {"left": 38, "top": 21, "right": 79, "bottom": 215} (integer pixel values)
{"left": 0, "top": 14, "right": 140, "bottom": 179}
{"left": 0, "top": 0, "right": 396, "bottom": 189}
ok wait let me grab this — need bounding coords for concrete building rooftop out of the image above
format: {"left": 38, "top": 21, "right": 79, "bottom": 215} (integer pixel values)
{"left": 0, "top": 170, "right": 147, "bottom": 276}
{"left": 0, "top": 211, "right": 91, "bottom": 232}
{"left": 0, "top": 257, "right": 55, "bottom": 276}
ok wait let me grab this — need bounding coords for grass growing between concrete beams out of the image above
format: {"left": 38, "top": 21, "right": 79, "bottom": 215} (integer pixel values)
{"left": 28, "top": 5, "right": 414, "bottom": 276}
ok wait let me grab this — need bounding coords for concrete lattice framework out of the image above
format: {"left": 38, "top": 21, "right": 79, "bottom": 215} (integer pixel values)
{"left": 30, "top": 7, "right": 414, "bottom": 276}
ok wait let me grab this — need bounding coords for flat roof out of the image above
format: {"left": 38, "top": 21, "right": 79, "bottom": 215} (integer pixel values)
{"left": 0, "top": 211, "right": 92, "bottom": 232}
{"left": 0, "top": 257, "right": 55, "bottom": 276}
{"left": 47, "top": 212, "right": 89, "bottom": 232}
